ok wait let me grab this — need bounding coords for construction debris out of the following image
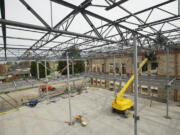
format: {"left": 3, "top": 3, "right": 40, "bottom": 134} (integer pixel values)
{"left": 75, "top": 115, "right": 87, "bottom": 127}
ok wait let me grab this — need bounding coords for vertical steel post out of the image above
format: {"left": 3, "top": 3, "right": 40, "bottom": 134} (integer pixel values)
{"left": 36, "top": 61, "right": 41, "bottom": 98}
{"left": 113, "top": 54, "right": 116, "bottom": 96}
{"left": 165, "top": 47, "right": 170, "bottom": 118}
{"left": 36, "top": 61, "right": 39, "bottom": 80}
{"left": 85, "top": 60, "right": 87, "bottom": 73}
{"left": 67, "top": 53, "right": 72, "bottom": 125}
{"left": 133, "top": 34, "right": 138, "bottom": 135}
{"left": 54, "top": 60, "right": 56, "bottom": 78}
{"left": 72, "top": 59, "right": 75, "bottom": 89}
{"left": 45, "top": 60, "right": 48, "bottom": 101}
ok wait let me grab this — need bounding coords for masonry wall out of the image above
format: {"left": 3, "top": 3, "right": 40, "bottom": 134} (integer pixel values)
{"left": 88, "top": 51, "right": 180, "bottom": 102}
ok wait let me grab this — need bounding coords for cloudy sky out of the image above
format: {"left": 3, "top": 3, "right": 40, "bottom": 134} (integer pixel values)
{"left": 0, "top": 0, "right": 179, "bottom": 57}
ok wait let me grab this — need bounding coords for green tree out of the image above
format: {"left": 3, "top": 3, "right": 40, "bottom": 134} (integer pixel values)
{"left": 57, "top": 60, "right": 85, "bottom": 75}
{"left": 57, "top": 46, "right": 85, "bottom": 75}
{"left": 155, "top": 32, "right": 168, "bottom": 45}
{"left": 62, "top": 46, "right": 81, "bottom": 58}
{"left": 30, "top": 61, "right": 51, "bottom": 78}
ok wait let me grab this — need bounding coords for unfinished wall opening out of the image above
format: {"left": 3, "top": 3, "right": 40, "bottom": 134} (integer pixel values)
{"left": 142, "top": 63, "right": 148, "bottom": 72}
{"left": 122, "top": 63, "right": 126, "bottom": 75}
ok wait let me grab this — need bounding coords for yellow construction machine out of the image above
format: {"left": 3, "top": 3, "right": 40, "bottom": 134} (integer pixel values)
{"left": 112, "top": 53, "right": 156, "bottom": 117}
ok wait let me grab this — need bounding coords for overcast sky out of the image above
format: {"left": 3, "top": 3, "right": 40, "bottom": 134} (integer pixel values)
{"left": 0, "top": 0, "right": 179, "bottom": 57}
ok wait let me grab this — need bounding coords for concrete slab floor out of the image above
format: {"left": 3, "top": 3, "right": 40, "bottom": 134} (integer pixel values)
{"left": 0, "top": 87, "right": 180, "bottom": 135}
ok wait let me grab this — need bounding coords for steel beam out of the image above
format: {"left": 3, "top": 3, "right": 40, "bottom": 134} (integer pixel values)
{"left": 105, "top": 0, "right": 128, "bottom": 10}
{"left": 20, "top": 0, "right": 93, "bottom": 58}
{"left": 0, "top": 19, "right": 117, "bottom": 43}
{"left": 40, "top": 0, "right": 177, "bottom": 54}
{"left": 19, "top": 0, "right": 51, "bottom": 29}
{"left": 81, "top": 12, "right": 103, "bottom": 39}
{"left": 115, "top": 0, "right": 176, "bottom": 23}
{"left": 138, "top": 15, "right": 180, "bottom": 29}
{"left": 51, "top": 0, "right": 154, "bottom": 41}
{"left": 0, "top": 35, "right": 65, "bottom": 44}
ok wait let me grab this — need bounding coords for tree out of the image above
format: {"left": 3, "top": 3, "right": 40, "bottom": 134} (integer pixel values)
{"left": 57, "top": 60, "right": 85, "bottom": 75}
{"left": 57, "top": 46, "right": 85, "bottom": 75}
{"left": 155, "top": 32, "right": 168, "bottom": 46}
{"left": 62, "top": 46, "right": 81, "bottom": 58}
{"left": 0, "top": 64, "right": 6, "bottom": 75}
{"left": 30, "top": 61, "right": 51, "bottom": 78}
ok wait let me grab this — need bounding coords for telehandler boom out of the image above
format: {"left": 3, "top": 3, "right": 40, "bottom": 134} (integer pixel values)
{"left": 112, "top": 58, "right": 148, "bottom": 117}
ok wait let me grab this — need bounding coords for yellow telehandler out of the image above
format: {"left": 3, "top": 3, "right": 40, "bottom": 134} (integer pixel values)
{"left": 112, "top": 53, "right": 156, "bottom": 117}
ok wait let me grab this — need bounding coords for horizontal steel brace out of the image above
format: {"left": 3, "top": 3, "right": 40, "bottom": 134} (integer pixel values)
{"left": 0, "top": 19, "right": 117, "bottom": 44}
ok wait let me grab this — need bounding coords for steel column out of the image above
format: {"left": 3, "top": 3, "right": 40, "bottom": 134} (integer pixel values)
{"left": 72, "top": 59, "right": 75, "bottom": 89}
{"left": 36, "top": 61, "right": 40, "bottom": 80}
{"left": 165, "top": 47, "right": 170, "bottom": 119}
{"left": 67, "top": 53, "right": 72, "bottom": 125}
{"left": 37, "top": 61, "right": 41, "bottom": 98}
{"left": 113, "top": 54, "right": 116, "bottom": 96}
{"left": 45, "top": 60, "right": 49, "bottom": 101}
{"left": 133, "top": 34, "right": 138, "bottom": 135}
{"left": 0, "top": 0, "right": 7, "bottom": 59}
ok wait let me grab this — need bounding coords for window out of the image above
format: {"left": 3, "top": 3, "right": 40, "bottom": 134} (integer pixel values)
{"left": 97, "top": 66, "right": 100, "bottom": 72}
{"left": 109, "top": 63, "right": 113, "bottom": 73}
{"left": 115, "top": 63, "right": 119, "bottom": 73}
{"left": 115, "top": 67, "right": 119, "bottom": 73}
{"left": 102, "top": 64, "right": 105, "bottom": 73}
{"left": 151, "top": 63, "right": 158, "bottom": 70}
{"left": 151, "top": 89, "right": 158, "bottom": 94}
{"left": 142, "top": 87, "right": 148, "bottom": 92}
{"left": 122, "top": 63, "right": 126, "bottom": 74}
{"left": 93, "top": 66, "right": 96, "bottom": 72}
{"left": 142, "top": 63, "right": 148, "bottom": 72}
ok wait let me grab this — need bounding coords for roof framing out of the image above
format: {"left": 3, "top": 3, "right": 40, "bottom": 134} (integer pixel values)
{"left": 0, "top": 0, "right": 180, "bottom": 61}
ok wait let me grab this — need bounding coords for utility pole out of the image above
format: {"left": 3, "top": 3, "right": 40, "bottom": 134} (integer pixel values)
{"left": 67, "top": 53, "right": 72, "bottom": 125}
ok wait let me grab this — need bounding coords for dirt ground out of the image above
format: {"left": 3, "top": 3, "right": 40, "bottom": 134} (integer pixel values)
{"left": 0, "top": 79, "right": 89, "bottom": 112}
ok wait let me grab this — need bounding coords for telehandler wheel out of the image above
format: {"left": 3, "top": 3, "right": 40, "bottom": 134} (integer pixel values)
{"left": 112, "top": 108, "right": 116, "bottom": 113}
{"left": 130, "top": 106, "right": 134, "bottom": 111}
{"left": 124, "top": 110, "right": 130, "bottom": 118}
